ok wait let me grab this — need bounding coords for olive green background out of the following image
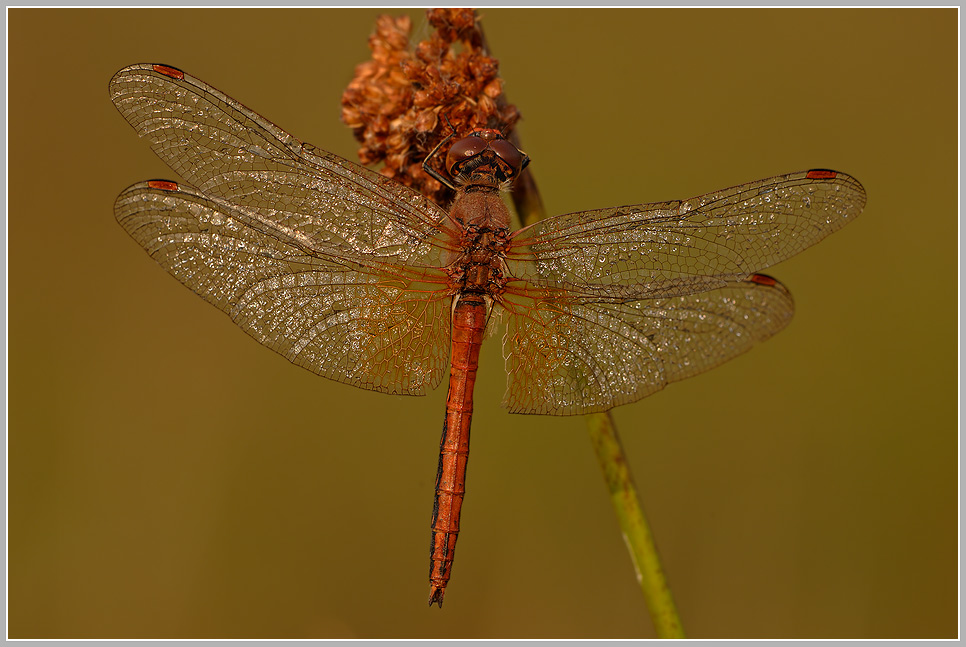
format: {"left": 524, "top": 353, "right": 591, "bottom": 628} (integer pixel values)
{"left": 8, "top": 8, "right": 957, "bottom": 639}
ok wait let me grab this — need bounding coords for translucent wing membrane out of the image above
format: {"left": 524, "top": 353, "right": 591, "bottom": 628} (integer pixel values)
{"left": 506, "top": 170, "right": 866, "bottom": 300}
{"left": 110, "top": 64, "right": 457, "bottom": 265}
{"left": 502, "top": 276, "right": 794, "bottom": 415}
{"left": 112, "top": 64, "right": 866, "bottom": 413}
{"left": 500, "top": 170, "right": 865, "bottom": 415}
{"left": 111, "top": 64, "right": 460, "bottom": 394}
{"left": 115, "top": 181, "right": 451, "bottom": 395}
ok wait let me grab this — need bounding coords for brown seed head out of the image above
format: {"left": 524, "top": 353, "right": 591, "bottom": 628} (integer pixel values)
{"left": 340, "top": 9, "right": 522, "bottom": 205}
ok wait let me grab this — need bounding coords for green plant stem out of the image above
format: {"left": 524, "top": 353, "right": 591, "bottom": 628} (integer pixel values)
{"left": 510, "top": 156, "right": 684, "bottom": 639}
{"left": 587, "top": 412, "right": 684, "bottom": 638}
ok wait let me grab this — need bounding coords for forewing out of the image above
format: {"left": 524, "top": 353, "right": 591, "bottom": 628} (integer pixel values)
{"left": 501, "top": 276, "right": 794, "bottom": 415}
{"left": 116, "top": 181, "right": 451, "bottom": 395}
{"left": 110, "top": 63, "right": 456, "bottom": 265}
{"left": 506, "top": 170, "right": 865, "bottom": 300}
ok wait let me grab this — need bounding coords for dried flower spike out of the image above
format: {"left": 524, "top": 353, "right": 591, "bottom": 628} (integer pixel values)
{"left": 341, "top": 8, "right": 522, "bottom": 205}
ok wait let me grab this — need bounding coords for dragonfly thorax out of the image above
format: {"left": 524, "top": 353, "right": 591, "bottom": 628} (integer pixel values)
{"left": 448, "top": 224, "right": 510, "bottom": 296}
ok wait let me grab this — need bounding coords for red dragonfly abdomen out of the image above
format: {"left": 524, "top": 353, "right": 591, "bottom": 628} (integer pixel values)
{"left": 428, "top": 293, "right": 487, "bottom": 607}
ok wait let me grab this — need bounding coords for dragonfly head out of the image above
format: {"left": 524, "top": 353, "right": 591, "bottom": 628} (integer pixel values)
{"left": 445, "top": 129, "right": 529, "bottom": 189}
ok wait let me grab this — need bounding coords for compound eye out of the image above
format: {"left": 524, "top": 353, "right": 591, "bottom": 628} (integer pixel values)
{"left": 490, "top": 139, "right": 527, "bottom": 176}
{"left": 445, "top": 136, "right": 488, "bottom": 176}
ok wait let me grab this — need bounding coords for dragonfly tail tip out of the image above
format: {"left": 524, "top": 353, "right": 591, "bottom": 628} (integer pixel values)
{"left": 428, "top": 586, "right": 446, "bottom": 608}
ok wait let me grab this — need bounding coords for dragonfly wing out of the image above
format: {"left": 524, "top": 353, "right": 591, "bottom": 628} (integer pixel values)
{"left": 501, "top": 276, "right": 794, "bottom": 415}
{"left": 116, "top": 181, "right": 451, "bottom": 395}
{"left": 500, "top": 169, "right": 863, "bottom": 414}
{"left": 506, "top": 170, "right": 865, "bottom": 300}
{"left": 110, "top": 63, "right": 456, "bottom": 266}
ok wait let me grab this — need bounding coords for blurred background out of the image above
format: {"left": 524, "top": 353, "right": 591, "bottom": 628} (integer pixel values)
{"left": 8, "top": 8, "right": 957, "bottom": 639}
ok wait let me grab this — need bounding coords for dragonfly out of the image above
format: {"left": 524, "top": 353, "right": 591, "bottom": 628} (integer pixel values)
{"left": 111, "top": 63, "right": 866, "bottom": 607}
